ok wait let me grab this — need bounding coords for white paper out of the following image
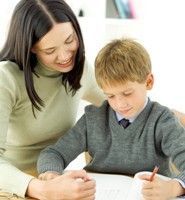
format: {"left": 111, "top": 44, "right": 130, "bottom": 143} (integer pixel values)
{"left": 89, "top": 173, "right": 133, "bottom": 200}
{"left": 88, "top": 172, "right": 184, "bottom": 200}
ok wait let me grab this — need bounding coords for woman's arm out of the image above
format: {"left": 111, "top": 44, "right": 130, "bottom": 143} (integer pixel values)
{"left": 0, "top": 63, "right": 35, "bottom": 197}
{"left": 81, "top": 61, "right": 105, "bottom": 106}
{"left": 0, "top": 158, "right": 34, "bottom": 197}
{"left": 27, "top": 170, "right": 95, "bottom": 200}
{"left": 172, "top": 109, "right": 185, "bottom": 126}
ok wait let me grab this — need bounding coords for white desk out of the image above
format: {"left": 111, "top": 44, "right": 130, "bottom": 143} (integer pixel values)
{"left": 0, "top": 173, "right": 184, "bottom": 199}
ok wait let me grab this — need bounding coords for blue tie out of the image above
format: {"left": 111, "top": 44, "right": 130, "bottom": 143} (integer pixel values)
{"left": 119, "top": 118, "right": 130, "bottom": 128}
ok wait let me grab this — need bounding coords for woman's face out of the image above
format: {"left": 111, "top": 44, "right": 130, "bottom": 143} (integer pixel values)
{"left": 32, "top": 22, "right": 79, "bottom": 73}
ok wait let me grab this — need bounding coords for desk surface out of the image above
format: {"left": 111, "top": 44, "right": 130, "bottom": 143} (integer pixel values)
{"left": 0, "top": 173, "right": 183, "bottom": 200}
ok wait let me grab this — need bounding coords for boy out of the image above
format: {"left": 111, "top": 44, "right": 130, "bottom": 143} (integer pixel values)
{"left": 37, "top": 39, "right": 185, "bottom": 199}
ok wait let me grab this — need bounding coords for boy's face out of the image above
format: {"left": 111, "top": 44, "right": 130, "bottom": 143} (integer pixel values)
{"left": 102, "top": 74, "right": 154, "bottom": 118}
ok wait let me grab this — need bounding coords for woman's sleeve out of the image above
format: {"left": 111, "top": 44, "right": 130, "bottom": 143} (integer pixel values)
{"left": 80, "top": 60, "right": 105, "bottom": 106}
{"left": 0, "top": 67, "right": 34, "bottom": 198}
{"left": 171, "top": 109, "right": 185, "bottom": 127}
{"left": 158, "top": 110, "right": 185, "bottom": 182}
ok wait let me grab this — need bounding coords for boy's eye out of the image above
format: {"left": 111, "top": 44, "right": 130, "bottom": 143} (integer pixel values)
{"left": 123, "top": 92, "right": 132, "bottom": 96}
{"left": 107, "top": 95, "right": 114, "bottom": 99}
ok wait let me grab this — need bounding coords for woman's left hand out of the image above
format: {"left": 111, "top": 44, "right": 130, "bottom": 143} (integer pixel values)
{"left": 38, "top": 171, "right": 61, "bottom": 180}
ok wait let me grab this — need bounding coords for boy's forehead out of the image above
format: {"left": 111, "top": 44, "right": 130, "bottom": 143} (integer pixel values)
{"left": 102, "top": 81, "right": 134, "bottom": 93}
{"left": 101, "top": 80, "right": 147, "bottom": 94}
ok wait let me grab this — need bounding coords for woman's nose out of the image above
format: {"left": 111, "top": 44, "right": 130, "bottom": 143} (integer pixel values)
{"left": 56, "top": 48, "right": 70, "bottom": 62}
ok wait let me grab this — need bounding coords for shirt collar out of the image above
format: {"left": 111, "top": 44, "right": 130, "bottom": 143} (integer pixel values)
{"left": 116, "top": 97, "right": 149, "bottom": 123}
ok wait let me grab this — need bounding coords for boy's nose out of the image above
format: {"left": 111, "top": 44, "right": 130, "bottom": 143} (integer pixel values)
{"left": 116, "top": 98, "right": 127, "bottom": 109}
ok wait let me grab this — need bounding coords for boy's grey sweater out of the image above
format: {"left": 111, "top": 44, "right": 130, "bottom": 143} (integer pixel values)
{"left": 37, "top": 100, "right": 185, "bottom": 181}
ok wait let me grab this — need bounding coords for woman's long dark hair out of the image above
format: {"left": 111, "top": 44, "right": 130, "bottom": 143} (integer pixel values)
{"left": 0, "top": 0, "right": 85, "bottom": 113}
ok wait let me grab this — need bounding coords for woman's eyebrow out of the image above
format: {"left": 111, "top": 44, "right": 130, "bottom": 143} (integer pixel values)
{"left": 42, "top": 47, "right": 55, "bottom": 51}
{"left": 65, "top": 31, "right": 75, "bottom": 42}
{"left": 40, "top": 32, "right": 75, "bottom": 51}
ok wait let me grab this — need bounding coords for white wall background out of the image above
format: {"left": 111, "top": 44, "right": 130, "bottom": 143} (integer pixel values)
{"left": 0, "top": 0, "right": 185, "bottom": 169}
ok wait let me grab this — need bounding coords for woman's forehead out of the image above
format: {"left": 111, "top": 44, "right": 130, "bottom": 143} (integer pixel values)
{"left": 35, "top": 22, "right": 75, "bottom": 49}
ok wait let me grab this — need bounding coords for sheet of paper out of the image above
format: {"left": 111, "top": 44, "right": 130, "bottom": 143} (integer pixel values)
{"left": 89, "top": 173, "right": 133, "bottom": 200}
{"left": 88, "top": 172, "right": 185, "bottom": 200}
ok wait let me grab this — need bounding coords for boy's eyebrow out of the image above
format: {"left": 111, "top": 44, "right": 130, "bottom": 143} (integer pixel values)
{"left": 104, "top": 92, "right": 113, "bottom": 95}
{"left": 104, "top": 89, "right": 133, "bottom": 95}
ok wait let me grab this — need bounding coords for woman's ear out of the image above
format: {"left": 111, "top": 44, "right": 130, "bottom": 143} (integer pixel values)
{"left": 31, "top": 46, "right": 36, "bottom": 54}
{"left": 146, "top": 73, "right": 154, "bottom": 90}
{"left": 31, "top": 43, "right": 38, "bottom": 54}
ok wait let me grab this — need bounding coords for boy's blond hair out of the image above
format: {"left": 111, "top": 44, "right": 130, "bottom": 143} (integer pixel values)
{"left": 95, "top": 38, "right": 152, "bottom": 88}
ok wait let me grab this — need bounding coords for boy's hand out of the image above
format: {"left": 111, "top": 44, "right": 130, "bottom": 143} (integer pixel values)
{"left": 38, "top": 171, "right": 61, "bottom": 180}
{"left": 139, "top": 174, "right": 184, "bottom": 200}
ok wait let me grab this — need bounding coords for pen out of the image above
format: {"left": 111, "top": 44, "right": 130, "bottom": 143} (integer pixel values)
{"left": 149, "top": 166, "right": 159, "bottom": 181}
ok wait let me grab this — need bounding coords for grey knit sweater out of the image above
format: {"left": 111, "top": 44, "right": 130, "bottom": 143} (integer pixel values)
{"left": 37, "top": 100, "right": 185, "bottom": 181}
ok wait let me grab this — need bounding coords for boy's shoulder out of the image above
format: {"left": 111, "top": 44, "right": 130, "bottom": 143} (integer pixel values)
{"left": 84, "top": 100, "right": 109, "bottom": 115}
{"left": 150, "top": 101, "right": 173, "bottom": 116}
{"left": 148, "top": 100, "right": 177, "bottom": 124}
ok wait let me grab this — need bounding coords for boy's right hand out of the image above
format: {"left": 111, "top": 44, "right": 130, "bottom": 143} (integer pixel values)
{"left": 38, "top": 171, "right": 61, "bottom": 180}
{"left": 140, "top": 174, "right": 184, "bottom": 200}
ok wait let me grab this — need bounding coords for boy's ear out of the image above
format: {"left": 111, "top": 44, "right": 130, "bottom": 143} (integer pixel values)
{"left": 146, "top": 73, "right": 154, "bottom": 90}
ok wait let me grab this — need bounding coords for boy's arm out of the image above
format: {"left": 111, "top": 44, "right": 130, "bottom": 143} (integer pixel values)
{"left": 37, "top": 114, "right": 88, "bottom": 174}
{"left": 158, "top": 110, "right": 185, "bottom": 197}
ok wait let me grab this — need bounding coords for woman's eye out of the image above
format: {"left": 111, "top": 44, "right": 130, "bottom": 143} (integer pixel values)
{"left": 65, "top": 34, "right": 76, "bottom": 44}
{"left": 44, "top": 50, "right": 55, "bottom": 55}
{"left": 65, "top": 38, "right": 74, "bottom": 44}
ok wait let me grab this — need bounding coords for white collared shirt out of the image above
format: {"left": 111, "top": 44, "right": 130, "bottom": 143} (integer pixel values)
{"left": 116, "top": 97, "right": 149, "bottom": 123}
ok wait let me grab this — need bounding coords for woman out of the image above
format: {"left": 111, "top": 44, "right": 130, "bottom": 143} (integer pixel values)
{"left": 0, "top": 0, "right": 103, "bottom": 199}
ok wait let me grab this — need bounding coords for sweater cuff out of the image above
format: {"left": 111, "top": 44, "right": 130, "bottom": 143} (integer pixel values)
{"left": 37, "top": 164, "right": 64, "bottom": 174}
{"left": 12, "top": 174, "right": 34, "bottom": 198}
{"left": 173, "top": 178, "right": 185, "bottom": 198}
{"left": 174, "top": 178, "right": 185, "bottom": 189}
{"left": 176, "top": 173, "right": 185, "bottom": 186}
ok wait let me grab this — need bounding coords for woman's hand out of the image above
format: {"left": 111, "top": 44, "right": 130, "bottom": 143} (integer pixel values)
{"left": 140, "top": 174, "right": 184, "bottom": 200}
{"left": 38, "top": 171, "right": 61, "bottom": 180}
{"left": 172, "top": 109, "right": 185, "bottom": 126}
{"left": 27, "top": 170, "right": 96, "bottom": 200}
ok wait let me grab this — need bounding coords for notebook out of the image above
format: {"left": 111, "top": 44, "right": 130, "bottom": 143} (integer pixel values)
{"left": 88, "top": 172, "right": 185, "bottom": 200}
